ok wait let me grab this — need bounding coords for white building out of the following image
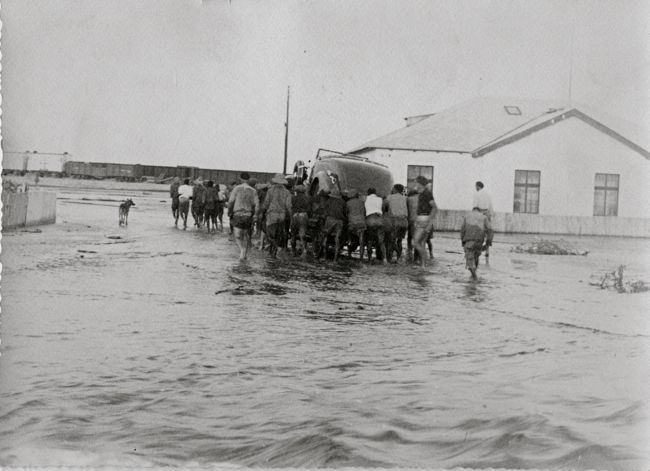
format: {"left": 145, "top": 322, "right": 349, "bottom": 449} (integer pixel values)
{"left": 350, "top": 97, "right": 650, "bottom": 236}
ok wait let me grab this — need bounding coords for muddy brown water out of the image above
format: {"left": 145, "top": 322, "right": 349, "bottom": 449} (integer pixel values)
{"left": 1, "top": 187, "right": 649, "bottom": 469}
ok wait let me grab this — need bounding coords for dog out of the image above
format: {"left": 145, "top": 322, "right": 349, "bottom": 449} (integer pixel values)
{"left": 119, "top": 199, "right": 135, "bottom": 226}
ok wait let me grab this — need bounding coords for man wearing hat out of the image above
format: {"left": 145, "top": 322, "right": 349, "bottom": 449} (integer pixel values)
{"left": 290, "top": 184, "right": 311, "bottom": 258}
{"left": 228, "top": 172, "right": 260, "bottom": 261}
{"left": 261, "top": 174, "right": 292, "bottom": 258}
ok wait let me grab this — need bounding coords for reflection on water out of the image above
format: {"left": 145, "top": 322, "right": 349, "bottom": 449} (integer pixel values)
{"left": 0, "top": 191, "right": 649, "bottom": 469}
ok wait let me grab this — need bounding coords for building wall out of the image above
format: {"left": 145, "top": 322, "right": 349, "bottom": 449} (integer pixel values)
{"left": 433, "top": 209, "right": 650, "bottom": 237}
{"left": 477, "top": 117, "right": 650, "bottom": 219}
{"left": 358, "top": 116, "right": 650, "bottom": 219}
{"left": 357, "top": 148, "right": 481, "bottom": 209}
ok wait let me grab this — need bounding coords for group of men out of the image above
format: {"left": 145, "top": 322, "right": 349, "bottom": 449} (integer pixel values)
{"left": 225, "top": 172, "right": 440, "bottom": 267}
{"left": 169, "top": 177, "right": 228, "bottom": 233}
{"left": 168, "top": 172, "right": 494, "bottom": 279}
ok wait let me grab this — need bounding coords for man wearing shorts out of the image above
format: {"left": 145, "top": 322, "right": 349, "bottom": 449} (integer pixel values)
{"left": 169, "top": 177, "right": 180, "bottom": 225}
{"left": 290, "top": 185, "right": 311, "bottom": 258}
{"left": 345, "top": 189, "right": 366, "bottom": 260}
{"left": 412, "top": 176, "right": 437, "bottom": 267}
{"left": 321, "top": 189, "right": 346, "bottom": 262}
{"left": 191, "top": 177, "right": 206, "bottom": 228}
{"left": 177, "top": 178, "right": 193, "bottom": 230}
{"left": 364, "top": 187, "right": 387, "bottom": 265}
{"left": 384, "top": 184, "right": 409, "bottom": 262}
{"left": 262, "top": 174, "right": 292, "bottom": 258}
{"left": 228, "top": 172, "right": 259, "bottom": 261}
{"left": 472, "top": 181, "right": 493, "bottom": 262}
{"left": 203, "top": 180, "right": 219, "bottom": 233}
{"left": 461, "top": 207, "right": 493, "bottom": 280}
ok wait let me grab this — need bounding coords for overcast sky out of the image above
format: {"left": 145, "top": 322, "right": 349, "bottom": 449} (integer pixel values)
{"left": 3, "top": 0, "right": 650, "bottom": 172}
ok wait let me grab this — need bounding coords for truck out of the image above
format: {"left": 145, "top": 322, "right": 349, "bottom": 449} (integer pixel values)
{"left": 291, "top": 148, "right": 394, "bottom": 198}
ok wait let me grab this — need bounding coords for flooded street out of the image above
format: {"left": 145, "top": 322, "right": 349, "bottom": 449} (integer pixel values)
{"left": 1, "top": 186, "right": 649, "bottom": 469}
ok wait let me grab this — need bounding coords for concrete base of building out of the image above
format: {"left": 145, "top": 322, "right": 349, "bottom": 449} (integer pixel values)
{"left": 2, "top": 191, "right": 57, "bottom": 229}
{"left": 434, "top": 210, "right": 650, "bottom": 238}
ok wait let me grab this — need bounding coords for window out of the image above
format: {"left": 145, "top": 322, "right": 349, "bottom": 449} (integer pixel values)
{"left": 593, "top": 173, "right": 619, "bottom": 216}
{"left": 407, "top": 165, "right": 433, "bottom": 189}
{"left": 513, "top": 170, "right": 540, "bottom": 213}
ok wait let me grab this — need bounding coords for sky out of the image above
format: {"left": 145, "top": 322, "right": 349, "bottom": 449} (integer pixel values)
{"left": 2, "top": 0, "right": 650, "bottom": 172}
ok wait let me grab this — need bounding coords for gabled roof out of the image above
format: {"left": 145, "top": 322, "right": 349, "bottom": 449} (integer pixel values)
{"left": 350, "top": 97, "right": 650, "bottom": 159}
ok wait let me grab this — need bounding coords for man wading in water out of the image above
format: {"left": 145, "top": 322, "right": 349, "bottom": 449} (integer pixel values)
{"left": 412, "top": 176, "right": 437, "bottom": 267}
{"left": 472, "top": 180, "right": 493, "bottom": 262}
{"left": 169, "top": 176, "right": 180, "bottom": 225}
{"left": 461, "top": 206, "right": 493, "bottom": 280}
{"left": 262, "top": 174, "right": 292, "bottom": 258}
{"left": 177, "top": 178, "right": 193, "bottom": 230}
{"left": 228, "top": 172, "right": 259, "bottom": 261}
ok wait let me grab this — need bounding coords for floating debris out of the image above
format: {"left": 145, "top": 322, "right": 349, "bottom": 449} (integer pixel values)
{"left": 590, "top": 265, "right": 649, "bottom": 293}
{"left": 77, "top": 249, "right": 98, "bottom": 254}
{"left": 512, "top": 239, "right": 588, "bottom": 256}
{"left": 106, "top": 235, "right": 122, "bottom": 240}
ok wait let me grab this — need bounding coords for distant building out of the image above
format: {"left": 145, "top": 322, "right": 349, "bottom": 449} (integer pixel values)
{"left": 350, "top": 97, "right": 650, "bottom": 236}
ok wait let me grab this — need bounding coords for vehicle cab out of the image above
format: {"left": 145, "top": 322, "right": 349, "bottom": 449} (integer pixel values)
{"left": 291, "top": 149, "right": 394, "bottom": 198}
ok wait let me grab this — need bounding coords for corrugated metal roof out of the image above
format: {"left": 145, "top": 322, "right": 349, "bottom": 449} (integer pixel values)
{"left": 350, "top": 97, "right": 650, "bottom": 158}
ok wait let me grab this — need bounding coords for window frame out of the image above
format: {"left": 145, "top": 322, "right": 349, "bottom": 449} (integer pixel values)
{"left": 513, "top": 169, "right": 541, "bottom": 214}
{"left": 406, "top": 165, "right": 434, "bottom": 189}
{"left": 593, "top": 173, "right": 619, "bottom": 216}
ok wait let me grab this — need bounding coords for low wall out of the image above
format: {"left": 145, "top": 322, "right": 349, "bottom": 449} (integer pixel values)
{"left": 2, "top": 190, "right": 57, "bottom": 229}
{"left": 434, "top": 210, "right": 650, "bottom": 238}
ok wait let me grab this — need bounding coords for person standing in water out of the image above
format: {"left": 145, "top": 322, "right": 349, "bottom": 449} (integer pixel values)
{"left": 472, "top": 181, "right": 493, "bottom": 262}
{"left": 460, "top": 206, "right": 493, "bottom": 280}
{"left": 290, "top": 185, "right": 311, "bottom": 258}
{"left": 191, "top": 177, "right": 206, "bottom": 229}
{"left": 345, "top": 189, "right": 366, "bottom": 260}
{"left": 262, "top": 174, "right": 292, "bottom": 258}
{"left": 177, "top": 178, "right": 193, "bottom": 230}
{"left": 384, "top": 183, "right": 409, "bottom": 262}
{"left": 364, "top": 187, "right": 387, "bottom": 265}
{"left": 169, "top": 176, "right": 180, "bottom": 226}
{"left": 228, "top": 172, "right": 259, "bottom": 261}
{"left": 411, "top": 176, "right": 436, "bottom": 267}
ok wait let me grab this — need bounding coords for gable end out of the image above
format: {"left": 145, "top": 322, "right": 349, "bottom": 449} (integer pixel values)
{"left": 473, "top": 109, "right": 650, "bottom": 159}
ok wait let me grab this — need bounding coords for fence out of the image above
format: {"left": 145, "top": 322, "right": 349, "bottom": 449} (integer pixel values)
{"left": 2, "top": 191, "right": 57, "bottom": 229}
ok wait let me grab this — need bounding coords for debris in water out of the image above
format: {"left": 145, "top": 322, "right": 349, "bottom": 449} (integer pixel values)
{"left": 106, "top": 235, "right": 122, "bottom": 240}
{"left": 20, "top": 228, "right": 42, "bottom": 233}
{"left": 512, "top": 239, "right": 588, "bottom": 255}
{"left": 77, "top": 249, "right": 98, "bottom": 254}
{"left": 589, "top": 265, "right": 649, "bottom": 293}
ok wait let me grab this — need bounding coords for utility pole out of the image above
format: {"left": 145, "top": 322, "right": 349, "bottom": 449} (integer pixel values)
{"left": 283, "top": 86, "right": 290, "bottom": 174}
{"left": 568, "top": 26, "right": 574, "bottom": 102}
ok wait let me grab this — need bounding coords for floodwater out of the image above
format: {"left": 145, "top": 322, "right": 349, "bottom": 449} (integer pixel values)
{"left": 1, "top": 186, "right": 649, "bottom": 469}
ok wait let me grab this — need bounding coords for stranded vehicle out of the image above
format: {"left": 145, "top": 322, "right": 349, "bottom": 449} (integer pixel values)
{"left": 290, "top": 149, "right": 394, "bottom": 197}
